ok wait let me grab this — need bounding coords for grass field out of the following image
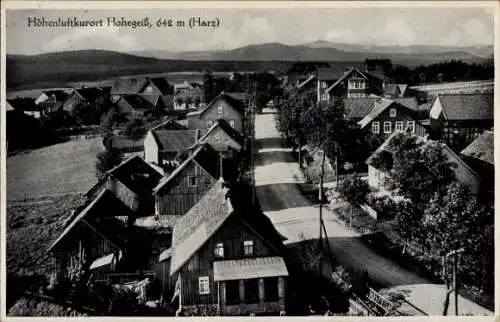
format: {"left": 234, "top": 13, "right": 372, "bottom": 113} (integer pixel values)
{"left": 7, "top": 137, "right": 104, "bottom": 200}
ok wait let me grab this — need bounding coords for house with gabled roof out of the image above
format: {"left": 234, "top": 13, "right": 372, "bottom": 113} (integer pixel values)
{"left": 189, "top": 119, "right": 245, "bottom": 155}
{"left": 144, "top": 129, "right": 200, "bottom": 166}
{"left": 358, "top": 98, "right": 429, "bottom": 139}
{"left": 60, "top": 87, "right": 111, "bottom": 118}
{"left": 383, "top": 84, "right": 409, "bottom": 98}
{"left": 152, "top": 143, "right": 220, "bottom": 218}
{"left": 34, "top": 89, "right": 70, "bottom": 105}
{"left": 157, "top": 180, "right": 288, "bottom": 316}
{"left": 366, "top": 132, "right": 481, "bottom": 194}
{"left": 86, "top": 155, "right": 164, "bottom": 215}
{"left": 187, "top": 93, "right": 246, "bottom": 135}
{"left": 110, "top": 76, "right": 174, "bottom": 110}
{"left": 7, "top": 98, "right": 43, "bottom": 118}
{"left": 460, "top": 130, "right": 494, "bottom": 197}
{"left": 429, "top": 93, "right": 494, "bottom": 150}
{"left": 324, "top": 67, "right": 384, "bottom": 102}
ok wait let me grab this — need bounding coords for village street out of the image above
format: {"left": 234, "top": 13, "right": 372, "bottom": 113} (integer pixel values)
{"left": 253, "top": 108, "right": 493, "bottom": 315}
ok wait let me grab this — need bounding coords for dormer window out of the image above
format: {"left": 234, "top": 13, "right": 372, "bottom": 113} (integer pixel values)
{"left": 390, "top": 108, "right": 396, "bottom": 117}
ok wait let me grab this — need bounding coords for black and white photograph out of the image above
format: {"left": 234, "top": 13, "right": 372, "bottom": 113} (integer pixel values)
{"left": 1, "top": 1, "right": 497, "bottom": 318}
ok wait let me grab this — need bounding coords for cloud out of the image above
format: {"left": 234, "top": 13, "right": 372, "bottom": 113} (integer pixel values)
{"left": 184, "top": 14, "right": 277, "bottom": 51}
{"left": 324, "top": 29, "right": 358, "bottom": 43}
{"left": 43, "top": 26, "right": 138, "bottom": 52}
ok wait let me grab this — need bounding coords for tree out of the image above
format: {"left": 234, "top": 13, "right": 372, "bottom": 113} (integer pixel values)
{"left": 392, "top": 199, "right": 420, "bottom": 254}
{"left": 422, "top": 182, "right": 491, "bottom": 314}
{"left": 337, "top": 174, "right": 370, "bottom": 228}
{"left": 95, "top": 149, "right": 122, "bottom": 180}
{"left": 123, "top": 117, "right": 146, "bottom": 151}
{"left": 203, "top": 72, "right": 215, "bottom": 103}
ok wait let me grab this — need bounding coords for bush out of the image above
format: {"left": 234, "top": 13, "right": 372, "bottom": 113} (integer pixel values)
{"left": 8, "top": 297, "right": 87, "bottom": 317}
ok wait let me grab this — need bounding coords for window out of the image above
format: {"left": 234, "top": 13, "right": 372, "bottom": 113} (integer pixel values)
{"left": 390, "top": 108, "right": 396, "bottom": 117}
{"left": 217, "top": 105, "right": 224, "bottom": 116}
{"left": 187, "top": 254, "right": 199, "bottom": 271}
{"left": 372, "top": 122, "right": 380, "bottom": 134}
{"left": 384, "top": 122, "right": 392, "bottom": 133}
{"left": 199, "top": 276, "right": 210, "bottom": 294}
{"left": 264, "top": 277, "right": 279, "bottom": 302}
{"left": 244, "top": 240, "right": 254, "bottom": 256}
{"left": 348, "top": 79, "right": 365, "bottom": 89}
{"left": 229, "top": 120, "right": 235, "bottom": 128}
{"left": 188, "top": 176, "right": 197, "bottom": 187}
{"left": 207, "top": 120, "right": 213, "bottom": 129}
{"left": 145, "top": 86, "right": 153, "bottom": 93}
{"left": 395, "top": 121, "right": 404, "bottom": 132}
{"left": 321, "top": 81, "right": 327, "bottom": 89}
{"left": 244, "top": 279, "right": 259, "bottom": 304}
{"left": 214, "top": 243, "right": 224, "bottom": 258}
{"left": 406, "top": 121, "right": 415, "bottom": 133}
{"left": 321, "top": 94, "right": 327, "bottom": 101}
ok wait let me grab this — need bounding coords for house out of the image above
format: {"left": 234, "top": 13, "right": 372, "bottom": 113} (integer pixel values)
{"left": 173, "top": 82, "right": 205, "bottom": 110}
{"left": 110, "top": 76, "right": 174, "bottom": 109}
{"left": 47, "top": 188, "right": 134, "bottom": 285}
{"left": 152, "top": 143, "right": 220, "bottom": 218}
{"left": 366, "top": 132, "right": 481, "bottom": 194}
{"left": 189, "top": 119, "right": 245, "bottom": 156}
{"left": 358, "top": 98, "right": 429, "bottom": 138}
{"left": 344, "top": 97, "right": 380, "bottom": 121}
{"left": 460, "top": 130, "right": 494, "bottom": 196}
{"left": 187, "top": 93, "right": 246, "bottom": 135}
{"left": 157, "top": 180, "right": 288, "bottom": 316}
{"left": 107, "top": 135, "right": 146, "bottom": 159}
{"left": 61, "top": 87, "right": 111, "bottom": 115}
{"left": 34, "top": 90, "right": 70, "bottom": 105}
{"left": 86, "top": 155, "right": 164, "bottom": 215}
{"left": 114, "top": 94, "right": 164, "bottom": 119}
{"left": 144, "top": 129, "right": 200, "bottom": 167}
{"left": 323, "top": 67, "right": 384, "bottom": 102}
{"left": 7, "top": 98, "right": 42, "bottom": 118}
{"left": 429, "top": 93, "right": 494, "bottom": 150}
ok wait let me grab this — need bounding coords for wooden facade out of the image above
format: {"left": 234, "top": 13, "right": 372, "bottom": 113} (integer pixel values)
{"left": 362, "top": 105, "right": 428, "bottom": 139}
{"left": 169, "top": 217, "right": 286, "bottom": 315}
{"left": 155, "top": 162, "right": 217, "bottom": 217}
{"left": 187, "top": 96, "right": 245, "bottom": 134}
{"left": 325, "top": 68, "right": 383, "bottom": 101}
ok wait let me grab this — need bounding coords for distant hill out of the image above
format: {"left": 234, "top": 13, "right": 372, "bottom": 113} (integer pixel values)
{"left": 130, "top": 42, "right": 489, "bottom": 65}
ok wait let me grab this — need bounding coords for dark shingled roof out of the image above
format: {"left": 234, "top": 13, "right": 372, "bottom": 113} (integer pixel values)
{"left": 149, "top": 119, "right": 187, "bottom": 132}
{"left": 41, "top": 90, "right": 70, "bottom": 102}
{"left": 460, "top": 130, "right": 494, "bottom": 165}
{"left": 193, "top": 119, "right": 245, "bottom": 148}
{"left": 153, "top": 130, "right": 200, "bottom": 152}
{"left": 149, "top": 77, "right": 173, "bottom": 95}
{"left": 121, "top": 94, "right": 156, "bottom": 111}
{"left": 344, "top": 97, "right": 378, "bottom": 119}
{"left": 383, "top": 84, "right": 400, "bottom": 96}
{"left": 197, "top": 93, "right": 245, "bottom": 117}
{"left": 7, "top": 98, "right": 40, "bottom": 112}
{"left": 111, "top": 77, "right": 149, "bottom": 95}
{"left": 74, "top": 87, "right": 109, "bottom": 102}
{"left": 317, "top": 67, "right": 345, "bottom": 80}
{"left": 393, "top": 97, "right": 419, "bottom": 112}
{"left": 438, "top": 93, "right": 494, "bottom": 120}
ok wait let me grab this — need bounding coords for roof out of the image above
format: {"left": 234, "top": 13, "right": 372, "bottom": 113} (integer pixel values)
{"left": 6, "top": 101, "right": 15, "bottom": 112}
{"left": 109, "top": 135, "right": 145, "bottom": 151}
{"left": 393, "top": 97, "right": 419, "bottom": 112}
{"left": 38, "top": 101, "right": 63, "bottom": 113}
{"left": 358, "top": 98, "right": 395, "bottom": 128}
{"left": 122, "top": 94, "right": 157, "bottom": 111}
{"left": 397, "top": 84, "right": 408, "bottom": 96}
{"left": 74, "top": 87, "right": 109, "bottom": 102}
{"left": 153, "top": 129, "right": 199, "bottom": 152}
{"left": 383, "top": 84, "right": 400, "bottom": 97}
{"left": 213, "top": 257, "right": 289, "bottom": 281}
{"left": 191, "top": 119, "right": 245, "bottom": 149}
{"left": 196, "top": 93, "right": 245, "bottom": 117}
{"left": 7, "top": 98, "right": 40, "bottom": 112}
{"left": 152, "top": 143, "right": 219, "bottom": 194}
{"left": 326, "top": 67, "right": 382, "bottom": 93}
{"left": 437, "top": 93, "right": 494, "bottom": 120}
{"left": 47, "top": 188, "right": 133, "bottom": 252}
{"left": 297, "top": 75, "right": 315, "bottom": 89}
{"left": 225, "top": 92, "right": 247, "bottom": 102}
{"left": 110, "top": 77, "right": 149, "bottom": 95}
{"left": 40, "top": 90, "right": 70, "bottom": 101}
{"left": 159, "top": 180, "right": 233, "bottom": 274}
{"left": 149, "top": 118, "right": 188, "bottom": 132}
{"left": 344, "top": 97, "right": 378, "bottom": 119}
{"left": 418, "top": 102, "right": 433, "bottom": 115}
{"left": 460, "top": 130, "right": 494, "bottom": 165}
{"left": 366, "top": 131, "right": 416, "bottom": 166}
{"left": 106, "top": 155, "right": 164, "bottom": 197}
{"left": 89, "top": 253, "right": 116, "bottom": 270}
{"left": 149, "top": 77, "right": 172, "bottom": 95}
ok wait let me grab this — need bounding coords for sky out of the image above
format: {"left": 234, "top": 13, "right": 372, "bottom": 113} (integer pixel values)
{"left": 6, "top": 6, "right": 495, "bottom": 55}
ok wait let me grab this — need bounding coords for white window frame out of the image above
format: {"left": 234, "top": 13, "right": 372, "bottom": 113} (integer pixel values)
{"left": 406, "top": 121, "right": 416, "bottom": 133}
{"left": 321, "top": 81, "right": 327, "bottom": 89}
{"left": 321, "top": 93, "right": 327, "bottom": 101}
{"left": 207, "top": 120, "right": 213, "bottom": 129}
{"left": 199, "top": 276, "right": 210, "bottom": 295}
{"left": 214, "top": 242, "right": 224, "bottom": 258}
{"left": 390, "top": 108, "right": 396, "bottom": 117}
{"left": 217, "top": 105, "right": 224, "bottom": 116}
{"left": 384, "top": 122, "right": 392, "bottom": 134}
{"left": 229, "top": 120, "right": 235, "bottom": 128}
{"left": 372, "top": 122, "right": 380, "bottom": 134}
{"left": 395, "top": 121, "right": 404, "bottom": 132}
{"left": 243, "top": 240, "right": 254, "bottom": 256}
